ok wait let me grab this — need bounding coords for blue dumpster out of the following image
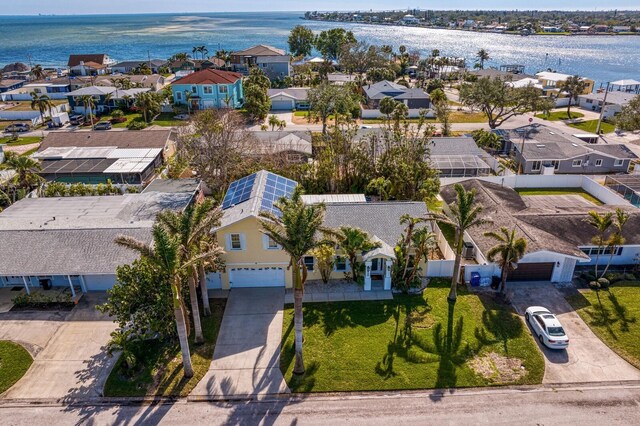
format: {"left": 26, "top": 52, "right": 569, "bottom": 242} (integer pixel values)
{"left": 470, "top": 272, "right": 481, "bottom": 287}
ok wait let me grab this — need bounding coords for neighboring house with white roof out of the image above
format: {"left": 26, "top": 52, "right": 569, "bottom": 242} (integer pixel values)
{"left": 67, "top": 85, "right": 150, "bottom": 114}
{"left": 535, "top": 71, "right": 595, "bottom": 107}
{"left": 578, "top": 90, "right": 637, "bottom": 119}
{"left": 267, "top": 87, "right": 309, "bottom": 110}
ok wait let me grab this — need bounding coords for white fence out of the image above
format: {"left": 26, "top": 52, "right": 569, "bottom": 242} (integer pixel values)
{"left": 463, "top": 263, "right": 498, "bottom": 283}
{"left": 426, "top": 260, "right": 455, "bottom": 277}
{"left": 0, "top": 104, "right": 68, "bottom": 123}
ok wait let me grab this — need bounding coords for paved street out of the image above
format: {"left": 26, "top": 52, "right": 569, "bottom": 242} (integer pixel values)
{"left": 2, "top": 383, "right": 640, "bottom": 425}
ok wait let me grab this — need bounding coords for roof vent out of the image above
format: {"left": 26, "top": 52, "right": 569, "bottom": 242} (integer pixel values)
{"left": 571, "top": 143, "right": 578, "bottom": 147}
{"left": 536, "top": 144, "right": 545, "bottom": 148}
{"left": 549, "top": 132, "right": 555, "bottom": 135}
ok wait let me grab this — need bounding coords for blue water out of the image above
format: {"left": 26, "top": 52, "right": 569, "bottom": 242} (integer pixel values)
{"left": 1, "top": 12, "right": 639, "bottom": 87}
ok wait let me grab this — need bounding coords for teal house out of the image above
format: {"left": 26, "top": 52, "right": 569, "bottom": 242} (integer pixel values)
{"left": 171, "top": 69, "right": 244, "bottom": 110}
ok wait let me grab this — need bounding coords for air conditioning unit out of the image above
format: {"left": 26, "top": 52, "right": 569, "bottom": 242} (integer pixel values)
{"left": 463, "top": 242, "right": 475, "bottom": 259}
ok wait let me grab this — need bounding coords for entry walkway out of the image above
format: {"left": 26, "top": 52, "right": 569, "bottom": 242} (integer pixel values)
{"left": 511, "top": 283, "right": 640, "bottom": 384}
{"left": 285, "top": 280, "right": 393, "bottom": 303}
{"left": 191, "top": 288, "right": 290, "bottom": 399}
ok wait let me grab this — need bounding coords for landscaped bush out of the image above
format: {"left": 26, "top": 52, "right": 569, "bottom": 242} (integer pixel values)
{"left": 12, "top": 291, "right": 74, "bottom": 309}
{"left": 597, "top": 277, "right": 610, "bottom": 289}
{"left": 110, "top": 109, "right": 127, "bottom": 124}
{"left": 44, "top": 181, "right": 68, "bottom": 197}
{"left": 127, "top": 120, "right": 147, "bottom": 130}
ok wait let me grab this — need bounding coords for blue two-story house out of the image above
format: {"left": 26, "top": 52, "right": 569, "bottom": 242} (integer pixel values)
{"left": 171, "top": 69, "right": 244, "bottom": 110}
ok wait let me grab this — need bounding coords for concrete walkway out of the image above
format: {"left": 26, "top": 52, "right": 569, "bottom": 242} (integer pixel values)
{"left": 1, "top": 293, "right": 117, "bottom": 400}
{"left": 191, "top": 288, "right": 290, "bottom": 399}
{"left": 511, "top": 284, "right": 640, "bottom": 384}
{"left": 285, "top": 280, "right": 393, "bottom": 303}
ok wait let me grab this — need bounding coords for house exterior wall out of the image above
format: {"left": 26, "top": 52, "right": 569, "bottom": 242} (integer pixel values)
{"left": 578, "top": 244, "right": 640, "bottom": 267}
{"left": 171, "top": 80, "right": 243, "bottom": 109}
{"left": 578, "top": 96, "right": 623, "bottom": 119}
{"left": 515, "top": 151, "right": 631, "bottom": 175}
{"left": 256, "top": 57, "right": 291, "bottom": 79}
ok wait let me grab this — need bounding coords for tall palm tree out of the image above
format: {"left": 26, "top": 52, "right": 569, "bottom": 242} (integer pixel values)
{"left": 102, "top": 92, "right": 114, "bottom": 112}
{"left": 336, "top": 226, "right": 379, "bottom": 283}
{"left": 78, "top": 94, "right": 96, "bottom": 124}
{"left": 429, "top": 184, "right": 489, "bottom": 301}
{"left": 408, "top": 227, "right": 437, "bottom": 285}
{"left": 30, "top": 92, "right": 53, "bottom": 125}
{"left": 559, "top": 75, "right": 588, "bottom": 119}
{"left": 0, "top": 152, "right": 42, "bottom": 193}
{"left": 185, "top": 90, "right": 193, "bottom": 115}
{"left": 157, "top": 200, "right": 225, "bottom": 342}
{"left": 192, "top": 46, "right": 199, "bottom": 59}
{"left": 484, "top": 227, "right": 528, "bottom": 295}
{"left": 259, "top": 187, "right": 334, "bottom": 375}
{"left": 116, "top": 225, "right": 221, "bottom": 377}
{"left": 30, "top": 64, "right": 45, "bottom": 80}
{"left": 585, "top": 211, "right": 613, "bottom": 278}
{"left": 475, "top": 49, "right": 490, "bottom": 70}
{"left": 601, "top": 208, "right": 629, "bottom": 277}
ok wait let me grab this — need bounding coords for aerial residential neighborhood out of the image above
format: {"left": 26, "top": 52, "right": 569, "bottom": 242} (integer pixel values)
{"left": 1, "top": 4, "right": 640, "bottom": 425}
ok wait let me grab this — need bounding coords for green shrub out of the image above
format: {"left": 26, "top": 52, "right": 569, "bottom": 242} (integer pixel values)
{"left": 12, "top": 291, "right": 73, "bottom": 309}
{"left": 125, "top": 186, "right": 140, "bottom": 193}
{"left": 111, "top": 109, "right": 124, "bottom": 118}
{"left": 44, "top": 182, "right": 68, "bottom": 197}
{"left": 589, "top": 280, "right": 600, "bottom": 290}
{"left": 597, "top": 277, "right": 610, "bottom": 289}
{"left": 127, "top": 120, "right": 147, "bottom": 130}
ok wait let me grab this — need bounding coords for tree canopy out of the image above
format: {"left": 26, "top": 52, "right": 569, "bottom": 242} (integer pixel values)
{"left": 314, "top": 28, "right": 356, "bottom": 60}
{"left": 288, "top": 25, "right": 315, "bottom": 57}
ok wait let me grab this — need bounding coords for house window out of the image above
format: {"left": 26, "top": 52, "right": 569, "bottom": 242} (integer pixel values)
{"left": 335, "top": 256, "right": 347, "bottom": 271}
{"left": 175, "top": 92, "right": 182, "bottom": 101}
{"left": 203, "top": 86, "right": 213, "bottom": 94}
{"left": 532, "top": 161, "right": 542, "bottom": 171}
{"left": 595, "top": 159, "right": 603, "bottom": 167}
{"left": 304, "top": 256, "right": 314, "bottom": 271}
{"left": 614, "top": 159, "right": 624, "bottom": 166}
{"left": 219, "top": 85, "right": 228, "bottom": 94}
{"left": 229, "top": 234, "right": 243, "bottom": 250}
{"left": 572, "top": 159, "right": 582, "bottom": 167}
{"left": 262, "top": 235, "right": 279, "bottom": 250}
{"left": 191, "top": 86, "right": 197, "bottom": 93}
{"left": 550, "top": 160, "right": 560, "bottom": 170}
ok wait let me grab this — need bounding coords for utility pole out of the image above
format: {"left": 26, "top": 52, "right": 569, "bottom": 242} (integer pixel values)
{"left": 595, "top": 81, "right": 610, "bottom": 136}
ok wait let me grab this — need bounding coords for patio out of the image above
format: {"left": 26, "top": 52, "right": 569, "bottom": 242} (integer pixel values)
{"left": 285, "top": 279, "right": 393, "bottom": 303}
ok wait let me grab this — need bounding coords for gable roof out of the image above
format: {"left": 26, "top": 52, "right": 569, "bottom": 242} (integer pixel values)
{"left": 232, "top": 45, "right": 285, "bottom": 57}
{"left": 173, "top": 68, "right": 243, "bottom": 85}
{"left": 38, "top": 129, "right": 173, "bottom": 152}
{"left": 67, "top": 86, "right": 149, "bottom": 98}
{"left": 428, "top": 137, "right": 486, "bottom": 156}
{"left": 250, "top": 131, "right": 313, "bottom": 156}
{"left": 364, "top": 80, "right": 429, "bottom": 100}
{"left": 267, "top": 87, "right": 308, "bottom": 101}
{"left": 68, "top": 54, "right": 107, "bottom": 67}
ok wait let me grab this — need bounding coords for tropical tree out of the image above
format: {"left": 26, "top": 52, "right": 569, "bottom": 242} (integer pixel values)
{"left": 77, "top": 94, "right": 96, "bottom": 124}
{"left": 115, "top": 224, "right": 221, "bottom": 377}
{"left": 408, "top": 226, "right": 437, "bottom": 285}
{"left": 30, "top": 64, "right": 45, "bottom": 80}
{"left": 310, "top": 244, "right": 336, "bottom": 284}
{"left": 268, "top": 114, "right": 281, "bottom": 131}
{"left": 0, "top": 152, "right": 42, "bottom": 193}
{"left": 243, "top": 67, "right": 271, "bottom": 121}
{"left": 585, "top": 210, "right": 613, "bottom": 278}
{"left": 314, "top": 28, "right": 357, "bottom": 60}
{"left": 615, "top": 95, "right": 640, "bottom": 131}
{"left": 558, "top": 75, "right": 588, "bottom": 119}
{"left": 379, "top": 96, "right": 397, "bottom": 125}
{"left": 185, "top": 90, "right": 193, "bottom": 115}
{"left": 430, "top": 88, "right": 451, "bottom": 136}
{"left": 258, "top": 187, "right": 334, "bottom": 375}
{"left": 288, "top": 25, "right": 315, "bottom": 57}
{"left": 601, "top": 208, "right": 629, "bottom": 277}
{"left": 336, "top": 226, "right": 380, "bottom": 282}
{"left": 484, "top": 227, "right": 528, "bottom": 295}
{"left": 429, "top": 184, "right": 489, "bottom": 301}
{"left": 30, "top": 92, "right": 53, "bottom": 125}
{"left": 156, "top": 199, "right": 225, "bottom": 343}
{"left": 475, "top": 49, "right": 490, "bottom": 69}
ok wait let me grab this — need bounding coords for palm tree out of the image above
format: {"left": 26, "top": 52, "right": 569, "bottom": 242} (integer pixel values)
{"left": 102, "top": 92, "right": 114, "bottom": 113}
{"left": 0, "top": 152, "right": 42, "bottom": 193}
{"left": 185, "top": 90, "right": 193, "bottom": 115}
{"left": 268, "top": 114, "right": 280, "bottom": 131}
{"left": 429, "top": 184, "right": 489, "bottom": 301}
{"left": 601, "top": 208, "right": 629, "bottom": 277}
{"left": 192, "top": 46, "right": 199, "bottom": 59}
{"left": 30, "top": 64, "right": 45, "bottom": 80}
{"left": 157, "top": 200, "right": 225, "bottom": 342}
{"left": 30, "top": 92, "right": 53, "bottom": 125}
{"left": 559, "top": 75, "right": 588, "bottom": 119}
{"left": 475, "top": 49, "right": 490, "bottom": 69}
{"left": 585, "top": 211, "right": 613, "bottom": 278}
{"left": 258, "top": 187, "right": 334, "bottom": 375}
{"left": 484, "top": 227, "right": 528, "bottom": 295}
{"left": 336, "top": 226, "right": 380, "bottom": 283}
{"left": 78, "top": 94, "right": 96, "bottom": 124}
{"left": 408, "top": 227, "right": 437, "bottom": 285}
{"left": 115, "top": 225, "right": 221, "bottom": 377}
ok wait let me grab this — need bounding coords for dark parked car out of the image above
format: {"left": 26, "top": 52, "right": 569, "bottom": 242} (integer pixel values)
{"left": 3, "top": 123, "right": 31, "bottom": 133}
{"left": 69, "top": 115, "right": 85, "bottom": 126}
{"left": 93, "top": 121, "right": 112, "bottom": 130}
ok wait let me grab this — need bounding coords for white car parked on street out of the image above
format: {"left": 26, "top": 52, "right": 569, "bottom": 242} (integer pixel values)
{"left": 525, "top": 306, "right": 569, "bottom": 350}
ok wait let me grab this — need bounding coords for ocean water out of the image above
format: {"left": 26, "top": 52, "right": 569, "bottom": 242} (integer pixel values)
{"left": 1, "top": 12, "right": 639, "bottom": 87}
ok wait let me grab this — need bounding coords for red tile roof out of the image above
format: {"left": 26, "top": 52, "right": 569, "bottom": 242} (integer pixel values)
{"left": 173, "top": 69, "right": 243, "bottom": 85}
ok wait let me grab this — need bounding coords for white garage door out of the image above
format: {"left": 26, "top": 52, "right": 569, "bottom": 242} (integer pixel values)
{"left": 206, "top": 272, "right": 222, "bottom": 289}
{"left": 229, "top": 267, "right": 285, "bottom": 288}
{"left": 271, "top": 99, "right": 293, "bottom": 110}
{"left": 83, "top": 274, "right": 117, "bottom": 291}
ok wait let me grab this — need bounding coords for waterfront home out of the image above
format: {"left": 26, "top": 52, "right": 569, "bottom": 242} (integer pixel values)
{"left": 95, "top": 74, "right": 167, "bottom": 91}
{"left": 230, "top": 45, "right": 288, "bottom": 75}
{"left": 34, "top": 130, "right": 176, "bottom": 184}
{"left": 68, "top": 54, "right": 112, "bottom": 76}
{"left": 496, "top": 124, "right": 637, "bottom": 174}
{"left": 0, "top": 179, "right": 199, "bottom": 294}
{"left": 267, "top": 87, "right": 309, "bottom": 110}
{"left": 578, "top": 91, "right": 636, "bottom": 120}
{"left": 66, "top": 86, "right": 150, "bottom": 114}
{"left": 535, "top": 72, "right": 595, "bottom": 107}
{"left": 110, "top": 59, "right": 167, "bottom": 74}
{"left": 256, "top": 55, "right": 291, "bottom": 80}
{"left": 0, "top": 79, "right": 24, "bottom": 93}
{"left": 168, "top": 58, "right": 225, "bottom": 74}
{"left": 361, "top": 80, "right": 432, "bottom": 119}
{"left": 171, "top": 69, "right": 243, "bottom": 110}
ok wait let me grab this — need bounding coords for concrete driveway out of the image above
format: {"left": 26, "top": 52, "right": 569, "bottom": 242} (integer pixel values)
{"left": 191, "top": 288, "right": 290, "bottom": 398}
{"left": 511, "top": 284, "right": 640, "bottom": 384}
{"left": 1, "top": 293, "right": 117, "bottom": 400}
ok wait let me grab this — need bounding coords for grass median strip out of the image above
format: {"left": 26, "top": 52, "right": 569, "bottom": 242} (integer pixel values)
{"left": 0, "top": 340, "right": 33, "bottom": 394}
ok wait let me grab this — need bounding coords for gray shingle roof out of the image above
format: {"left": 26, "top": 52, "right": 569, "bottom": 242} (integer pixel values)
{"left": 39, "top": 129, "right": 173, "bottom": 151}
{"left": 428, "top": 137, "right": 486, "bottom": 156}
{"left": 363, "top": 80, "right": 429, "bottom": 101}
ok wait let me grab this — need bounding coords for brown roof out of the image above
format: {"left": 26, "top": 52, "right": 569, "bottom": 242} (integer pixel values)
{"left": 440, "top": 179, "right": 640, "bottom": 259}
{"left": 78, "top": 61, "right": 107, "bottom": 69}
{"left": 231, "top": 45, "right": 285, "bottom": 57}
{"left": 38, "top": 129, "right": 173, "bottom": 151}
{"left": 173, "top": 69, "right": 242, "bottom": 85}
{"left": 68, "top": 54, "right": 108, "bottom": 67}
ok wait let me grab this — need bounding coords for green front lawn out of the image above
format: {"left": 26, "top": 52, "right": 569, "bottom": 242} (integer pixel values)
{"left": 566, "top": 282, "right": 640, "bottom": 369}
{"left": 281, "top": 280, "right": 544, "bottom": 392}
{"left": 0, "top": 136, "right": 43, "bottom": 146}
{"left": 436, "top": 221, "right": 456, "bottom": 248}
{"left": 568, "top": 119, "right": 616, "bottom": 134}
{"left": 535, "top": 111, "right": 584, "bottom": 121}
{"left": 515, "top": 188, "right": 603, "bottom": 205}
{"left": 0, "top": 340, "right": 33, "bottom": 394}
{"left": 107, "top": 112, "right": 184, "bottom": 128}
{"left": 104, "top": 299, "right": 225, "bottom": 397}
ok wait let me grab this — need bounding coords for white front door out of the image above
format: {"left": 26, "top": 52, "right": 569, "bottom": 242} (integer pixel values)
{"left": 229, "top": 267, "right": 285, "bottom": 288}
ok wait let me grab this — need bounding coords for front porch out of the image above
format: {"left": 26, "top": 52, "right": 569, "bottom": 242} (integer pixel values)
{"left": 0, "top": 275, "right": 86, "bottom": 308}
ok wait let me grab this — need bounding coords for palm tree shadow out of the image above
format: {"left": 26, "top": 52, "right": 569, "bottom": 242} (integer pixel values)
{"left": 607, "top": 291, "right": 636, "bottom": 333}
{"left": 585, "top": 290, "right": 619, "bottom": 339}
{"left": 475, "top": 296, "right": 524, "bottom": 355}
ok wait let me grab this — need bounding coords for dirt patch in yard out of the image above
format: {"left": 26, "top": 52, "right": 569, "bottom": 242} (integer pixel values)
{"left": 406, "top": 308, "right": 436, "bottom": 329}
{"left": 469, "top": 352, "right": 527, "bottom": 384}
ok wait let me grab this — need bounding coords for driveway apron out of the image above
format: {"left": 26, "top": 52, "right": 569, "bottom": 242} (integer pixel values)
{"left": 511, "top": 284, "right": 640, "bottom": 384}
{"left": 191, "top": 288, "right": 290, "bottom": 398}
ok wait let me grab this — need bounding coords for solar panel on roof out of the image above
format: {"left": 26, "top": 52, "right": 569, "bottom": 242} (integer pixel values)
{"left": 260, "top": 172, "right": 297, "bottom": 216}
{"left": 222, "top": 173, "right": 257, "bottom": 209}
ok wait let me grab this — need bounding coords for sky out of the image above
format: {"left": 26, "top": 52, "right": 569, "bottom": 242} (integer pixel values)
{"left": 2, "top": 1, "right": 640, "bottom": 15}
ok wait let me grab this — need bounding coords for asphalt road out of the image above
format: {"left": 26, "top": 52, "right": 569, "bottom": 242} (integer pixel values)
{"left": 2, "top": 383, "right": 640, "bottom": 425}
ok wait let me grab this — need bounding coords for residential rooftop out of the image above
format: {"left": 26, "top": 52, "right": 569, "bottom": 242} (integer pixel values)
{"left": 38, "top": 129, "right": 173, "bottom": 151}
{"left": 172, "top": 69, "right": 243, "bottom": 85}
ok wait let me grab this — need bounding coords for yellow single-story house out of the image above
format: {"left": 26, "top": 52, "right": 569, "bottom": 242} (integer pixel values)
{"left": 207, "top": 171, "right": 430, "bottom": 290}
